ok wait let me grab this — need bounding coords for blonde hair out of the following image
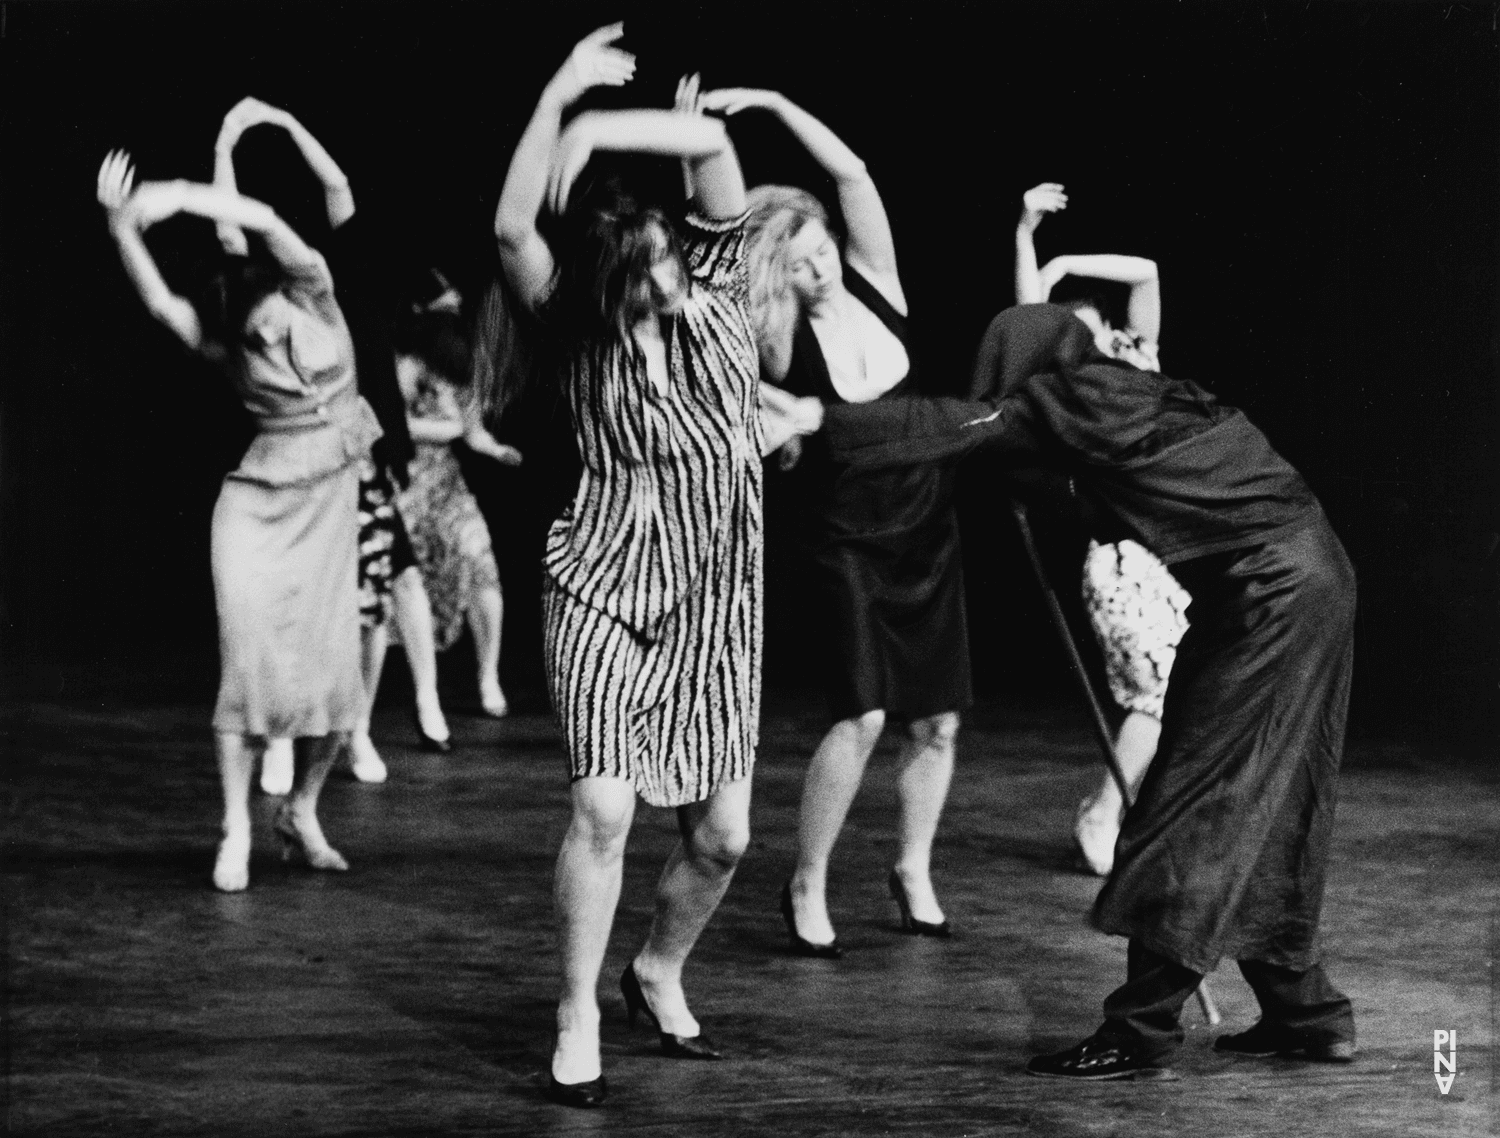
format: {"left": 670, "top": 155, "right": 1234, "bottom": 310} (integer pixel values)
{"left": 745, "top": 184, "right": 831, "bottom": 369}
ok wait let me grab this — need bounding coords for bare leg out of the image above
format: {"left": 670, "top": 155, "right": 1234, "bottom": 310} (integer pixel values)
{"left": 259, "top": 736, "right": 295, "bottom": 796}
{"left": 469, "top": 582, "right": 507, "bottom": 716}
{"left": 552, "top": 777, "right": 636, "bottom": 1085}
{"left": 892, "top": 711, "right": 959, "bottom": 925}
{"left": 1076, "top": 711, "right": 1161, "bottom": 876}
{"left": 632, "top": 778, "right": 752, "bottom": 1036}
{"left": 274, "top": 734, "right": 349, "bottom": 871}
{"left": 349, "top": 623, "right": 389, "bottom": 783}
{"left": 213, "top": 732, "right": 257, "bottom": 891}
{"left": 391, "top": 567, "right": 448, "bottom": 742}
{"left": 790, "top": 710, "right": 885, "bottom": 945}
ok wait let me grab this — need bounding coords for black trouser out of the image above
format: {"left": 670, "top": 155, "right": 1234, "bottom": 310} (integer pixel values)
{"left": 1097, "top": 940, "right": 1355, "bottom": 1061}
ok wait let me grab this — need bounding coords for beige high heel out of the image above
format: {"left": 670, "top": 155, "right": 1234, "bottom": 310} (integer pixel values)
{"left": 273, "top": 805, "right": 348, "bottom": 872}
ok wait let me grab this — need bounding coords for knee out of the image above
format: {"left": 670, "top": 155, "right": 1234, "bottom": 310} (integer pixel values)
{"left": 570, "top": 798, "right": 633, "bottom": 859}
{"left": 840, "top": 708, "right": 887, "bottom": 750}
{"left": 909, "top": 711, "right": 960, "bottom": 753}
{"left": 689, "top": 818, "right": 751, "bottom": 872}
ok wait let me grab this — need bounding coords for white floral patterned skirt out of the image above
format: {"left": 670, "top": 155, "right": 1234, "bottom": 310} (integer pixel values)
{"left": 1081, "top": 539, "right": 1192, "bottom": 719}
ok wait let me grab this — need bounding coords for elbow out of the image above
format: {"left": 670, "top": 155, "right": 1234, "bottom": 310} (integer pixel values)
{"left": 494, "top": 200, "right": 532, "bottom": 247}
{"left": 494, "top": 215, "right": 527, "bottom": 249}
{"left": 690, "top": 116, "right": 732, "bottom": 158}
{"left": 836, "top": 157, "right": 872, "bottom": 187}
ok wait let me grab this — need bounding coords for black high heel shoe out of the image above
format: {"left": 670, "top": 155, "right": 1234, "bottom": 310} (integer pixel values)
{"left": 779, "top": 882, "right": 843, "bottom": 959}
{"left": 411, "top": 707, "right": 451, "bottom": 754}
{"left": 545, "top": 1072, "right": 608, "bottom": 1108}
{"left": 888, "top": 870, "right": 951, "bottom": 938}
{"left": 620, "top": 964, "right": 722, "bottom": 1060}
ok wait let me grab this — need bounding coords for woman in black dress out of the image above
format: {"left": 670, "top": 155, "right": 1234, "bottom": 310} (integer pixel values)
{"left": 706, "top": 87, "right": 970, "bottom": 953}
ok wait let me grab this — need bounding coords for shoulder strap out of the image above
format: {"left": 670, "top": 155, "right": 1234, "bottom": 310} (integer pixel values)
{"left": 842, "top": 261, "right": 908, "bottom": 345}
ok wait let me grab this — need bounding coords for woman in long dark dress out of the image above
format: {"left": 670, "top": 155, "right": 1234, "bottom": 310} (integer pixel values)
{"left": 493, "top": 27, "right": 805, "bottom": 1107}
{"left": 97, "top": 156, "right": 378, "bottom": 891}
{"left": 822, "top": 302, "right": 1357, "bottom": 1078}
{"left": 706, "top": 87, "right": 970, "bottom": 952}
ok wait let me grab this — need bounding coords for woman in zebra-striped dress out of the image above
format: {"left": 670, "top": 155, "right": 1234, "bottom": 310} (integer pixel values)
{"left": 493, "top": 29, "right": 820, "bottom": 1108}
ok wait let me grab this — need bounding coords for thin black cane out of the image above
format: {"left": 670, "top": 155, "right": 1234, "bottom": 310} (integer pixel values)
{"left": 1008, "top": 498, "right": 1221, "bottom": 1025}
{"left": 1008, "top": 500, "right": 1132, "bottom": 802}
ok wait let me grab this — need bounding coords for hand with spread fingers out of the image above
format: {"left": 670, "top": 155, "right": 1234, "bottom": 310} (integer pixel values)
{"left": 96, "top": 149, "right": 138, "bottom": 227}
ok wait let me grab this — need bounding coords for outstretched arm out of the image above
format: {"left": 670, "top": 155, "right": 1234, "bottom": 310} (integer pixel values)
{"left": 1038, "top": 253, "right": 1161, "bottom": 342}
{"left": 1015, "top": 183, "right": 1067, "bottom": 304}
{"left": 494, "top": 23, "right": 637, "bottom": 312}
{"left": 701, "top": 88, "right": 902, "bottom": 308}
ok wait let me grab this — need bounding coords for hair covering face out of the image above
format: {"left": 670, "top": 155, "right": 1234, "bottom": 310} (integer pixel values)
{"left": 968, "top": 303, "right": 1099, "bottom": 400}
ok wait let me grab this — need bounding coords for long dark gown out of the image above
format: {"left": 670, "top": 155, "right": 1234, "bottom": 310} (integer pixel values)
{"left": 822, "top": 303, "right": 1355, "bottom": 975}
{"left": 776, "top": 263, "right": 970, "bottom": 722}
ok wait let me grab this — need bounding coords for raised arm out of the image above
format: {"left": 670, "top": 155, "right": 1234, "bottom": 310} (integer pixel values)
{"left": 547, "top": 110, "right": 746, "bottom": 218}
{"left": 97, "top": 151, "right": 204, "bottom": 350}
{"left": 1038, "top": 253, "right": 1161, "bottom": 343}
{"left": 100, "top": 157, "right": 333, "bottom": 351}
{"left": 494, "top": 23, "right": 636, "bottom": 312}
{"left": 701, "top": 88, "right": 901, "bottom": 307}
{"left": 1015, "top": 183, "right": 1068, "bottom": 304}
{"left": 215, "top": 97, "right": 356, "bottom": 230}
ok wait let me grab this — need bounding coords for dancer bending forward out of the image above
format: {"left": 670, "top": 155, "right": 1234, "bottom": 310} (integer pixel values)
{"left": 712, "top": 86, "right": 969, "bottom": 953}
{"left": 824, "top": 301, "right": 1357, "bottom": 1078}
{"left": 494, "top": 27, "right": 812, "bottom": 1108}
{"left": 98, "top": 157, "right": 379, "bottom": 891}
{"left": 1014, "top": 181, "right": 1191, "bottom": 875}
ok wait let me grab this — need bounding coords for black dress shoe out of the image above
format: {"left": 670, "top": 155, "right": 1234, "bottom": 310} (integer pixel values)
{"left": 545, "top": 1072, "right": 607, "bottom": 1108}
{"left": 1215, "top": 1020, "right": 1356, "bottom": 1062}
{"left": 779, "top": 882, "right": 843, "bottom": 958}
{"left": 888, "top": 870, "right": 952, "bottom": 938}
{"left": 620, "top": 964, "right": 723, "bottom": 1060}
{"left": 1027, "top": 1034, "right": 1176, "bottom": 1081}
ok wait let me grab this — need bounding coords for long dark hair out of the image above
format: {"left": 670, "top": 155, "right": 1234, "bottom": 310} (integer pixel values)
{"left": 197, "top": 241, "right": 291, "bottom": 352}
{"left": 552, "top": 184, "right": 689, "bottom": 343}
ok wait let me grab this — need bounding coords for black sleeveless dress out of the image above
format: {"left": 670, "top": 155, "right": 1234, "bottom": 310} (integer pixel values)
{"left": 777, "top": 263, "right": 970, "bottom": 721}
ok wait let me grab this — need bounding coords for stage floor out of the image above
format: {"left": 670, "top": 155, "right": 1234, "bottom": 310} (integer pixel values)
{"left": 3, "top": 695, "right": 1494, "bottom": 1136}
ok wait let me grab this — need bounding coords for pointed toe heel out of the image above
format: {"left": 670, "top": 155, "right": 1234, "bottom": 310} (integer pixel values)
{"left": 779, "top": 882, "right": 843, "bottom": 958}
{"left": 888, "top": 871, "right": 951, "bottom": 938}
{"left": 620, "top": 964, "right": 723, "bottom": 1060}
{"left": 273, "top": 807, "right": 349, "bottom": 873}
{"left": 411, "top": 708, "right": 452, "bottom": 753}
{"left": 546, "top": 1073, "right": 607, "bottom": 1108}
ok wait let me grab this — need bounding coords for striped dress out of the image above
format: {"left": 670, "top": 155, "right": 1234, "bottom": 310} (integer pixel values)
{"left": 543, "top": 212, "right": 764, "bottom": 807}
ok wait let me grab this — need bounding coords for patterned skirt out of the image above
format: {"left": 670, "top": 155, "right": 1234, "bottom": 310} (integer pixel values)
{"left": 1082, "top": 539, "right": 1192, "bottom": 719}
{"left": 357, "top": 460, "right": 417, "bottom": 629}
{"left": 395, "top": 445, "right": 500, "bottom": 650}
{"left": 542, "top": 554, "right": 761, "bottom": 809}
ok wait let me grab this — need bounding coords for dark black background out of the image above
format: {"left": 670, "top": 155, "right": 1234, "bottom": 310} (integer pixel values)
{"left": 2, "top": 1, "right": 1496, "bottom": 752}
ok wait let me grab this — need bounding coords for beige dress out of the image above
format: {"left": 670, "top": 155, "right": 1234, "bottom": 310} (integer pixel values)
{"left": 210, "top": 264, "right": 382, "bottom": 738}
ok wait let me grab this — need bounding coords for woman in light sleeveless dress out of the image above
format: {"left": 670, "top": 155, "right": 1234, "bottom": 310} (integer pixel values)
{"left": 97, "top": 156, "right": 377, "bottom": 892}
